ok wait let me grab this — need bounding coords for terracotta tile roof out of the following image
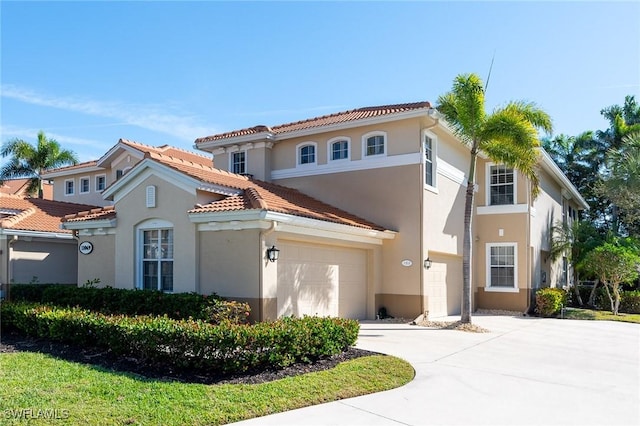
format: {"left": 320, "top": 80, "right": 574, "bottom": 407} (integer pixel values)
{"left": 59, "top": 146, "right": 387, "bottom": 230}
{"left": 41, "top": 160, "right": 99, "bottom": 175}
{"left": 0, "top": 194, "right": 101, "bottom": 233}
{"left": 195, "top": 101, "right": 432, "bottom": 144}
{"left": 118, "top": 139, "right": 212, "bottom": 167}
{"left": 62, "top": 205, "right": 116, "bottom": 223}
{"left": 0, "top": 178, "right": 53, "bottom": 200}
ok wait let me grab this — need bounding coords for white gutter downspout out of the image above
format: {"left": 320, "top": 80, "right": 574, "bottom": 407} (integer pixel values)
{"left": 419, "top": 109, "right": 441, "bottom": 318}
{"left": 6, "top": 235, "right": 18, "bottom": 301}
{"left": 258, "top": 220, "right": 278, "bottom": 321}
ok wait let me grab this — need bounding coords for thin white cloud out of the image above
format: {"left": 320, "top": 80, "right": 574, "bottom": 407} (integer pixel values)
{"left": 231, "top": 105, "right": 349, "bottom": 118}
{"left": 1, "top": 84, "right": 217, "bottom": 141}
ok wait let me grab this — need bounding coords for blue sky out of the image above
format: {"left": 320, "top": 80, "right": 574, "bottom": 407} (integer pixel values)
{"left": 1, "top": 1, "right": 639, "bottom": 162}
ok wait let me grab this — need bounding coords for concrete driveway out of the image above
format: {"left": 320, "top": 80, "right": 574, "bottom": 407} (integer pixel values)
{"left": 232, "top": 315, "right": 640, "bottom": 425}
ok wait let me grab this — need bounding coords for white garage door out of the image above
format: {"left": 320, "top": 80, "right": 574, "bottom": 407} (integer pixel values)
{"left": 425, "top": 254, "right": 463, "bottom": 318}
{"left": 277, "top": 241, "right": 367, "bottom": 319}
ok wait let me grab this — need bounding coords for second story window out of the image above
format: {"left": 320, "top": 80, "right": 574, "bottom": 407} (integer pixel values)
{"left": 330, "top": 140, "right": 349, "bottom": 161}
{"left": 80, "top": 177, "right": 90, "bottom": 194}
{"left": 96, "top": 175, "right": 106, "bottom": 192}
{"left": 232, "top": 151, "right": 246, "bottom": 174}
{"left": 424, "top": 133, "right": 436, "bottom": 187}
{"left": 489, "top": 165, "right": 515, "bottom": 205}
{"left": 64, "top": 179, "right": 74, "bottom": 196}
{"left": 298, "top": 144, "right": 316, "bottom": 165}
{"left": 365, "top": 135, "right": 385, "bottom": 156}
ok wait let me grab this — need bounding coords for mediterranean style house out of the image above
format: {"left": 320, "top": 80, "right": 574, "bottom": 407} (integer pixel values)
{"left": 43, "top": 101, "right": 588, "bottom": 321}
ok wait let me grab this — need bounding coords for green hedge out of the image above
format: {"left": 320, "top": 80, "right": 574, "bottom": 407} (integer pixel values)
{"left": 0, "top": 302, "right": 359, "bottom": 374}
{"left": 535, "top": 287, "right": 568, "bottom": 317}
{"left": 620, "top": 290, "right": 640, "bottom": 314}
{"left": 8, "top": 285, "right": 249, "bottom": 325}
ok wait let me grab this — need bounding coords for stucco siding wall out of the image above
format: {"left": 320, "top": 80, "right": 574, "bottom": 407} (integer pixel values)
{"left": 114, "top": 175, "right": 198, "bottom": 292}
{"left": 11, "top": 239, "right": 78, "bottom": 284}
{"left": 199, "top": 229, "right": 261, "bottom": 298}
{"left": 77, "top": 234, "right": 116, "bottom": 287}
{"left": 52, "top": 171, "right": 111, "bottom": 206}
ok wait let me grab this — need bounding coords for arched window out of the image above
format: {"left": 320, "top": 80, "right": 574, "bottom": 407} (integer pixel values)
{"left": 362, "top": 131, "right": 387, "bottom": 157}
{"left": 297, "top": 142, "right": 317, "bottom": 166}
{"left": 328, "top": 137, "right": 350, "bottom": 161}
{"left": 137, "top": 219, "right": 173, "bottom": 292}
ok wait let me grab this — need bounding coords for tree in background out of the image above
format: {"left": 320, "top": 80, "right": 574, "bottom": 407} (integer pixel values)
{"left": 437, "top": 73, "right": 552, "bottom": 323}
{"left": 0, "top": 131, "right": 78, "bottom": 198}
{"left": 581, "top": 242, "right": 640, "bottom": 315}
{"left": 597, "top": 131, "right": 640, "bottom": 238}
{"left": 549, "top": 219, "right": 604, "bottom": 306}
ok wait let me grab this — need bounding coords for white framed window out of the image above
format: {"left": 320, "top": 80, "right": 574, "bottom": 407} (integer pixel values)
{"left": 487, "top": 163, "right": 516, "bottom": 206}
{"left": 137, "top": 219, "right": 173, "bottom": 292}
{"left": 95, "top": 174, "right": 106, "bottom": 192}
{"left": 486, "top": 243, "right": 518, "bottom": 291}
{"left": 79, "top": 177, "right": 90, "bottom": 194}
{"left": 64, "top": 179, "right": 74, "bottom": 196}
{"left": 362, "top": 131, "right": 386, "bottom": 158}
{"left": 328, "top": 137, "right": 350, "bottom": 161}
{"left": 297, "top": 142, "right": 317, "bottom": 166}
{"left": 231, "top": 151, "right": 246, "bottom": 174}
{"left": 423, "top": 130, "right": 437, "bottom": 188}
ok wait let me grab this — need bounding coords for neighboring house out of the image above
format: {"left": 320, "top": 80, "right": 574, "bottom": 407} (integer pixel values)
{"left": 41, "top": 140, "right": 213, "bottom": 207}
{"left": 0, "top": 178, "right": 53, "bottom": 200}
{"left": 0, "top": 194, "right": 99, "bottom": 297}
{"left": 54, "top": 101, "right": 588, "bottom": 321}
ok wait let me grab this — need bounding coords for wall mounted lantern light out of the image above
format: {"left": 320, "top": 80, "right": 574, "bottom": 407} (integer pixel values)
{"left": 423, "top": 257, "right": 432, "bottom": 270}
{"left": 266, "top": 245, "right": 280, "bottom": 262}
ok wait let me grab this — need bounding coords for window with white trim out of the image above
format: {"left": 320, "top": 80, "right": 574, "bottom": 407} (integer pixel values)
{"left": 489, "top": 165, "right": 515, "bottom": 205}
{"left": 424, "top": 131, "right": 437, "bottom": 187}
{"left": 329, "top": 138, "right": 349, "bottom": 161}
{"left": 297, "top": 143, "right": 316, "bottom": 166}
{"left": 79, "top": 177, "right": 90, "bottom": 194}
{"left": 64, "top": 179, "right": 74, "bottom": 195}
{"left": 487, "top": 243, "right": 517, "bottom": 289}
{"left": 140, "top": 228, "right": 173, "bottom": 292}
{"left": 95, "top": 175, "right": 106, "bottom": 192}
{"left": 231, "top": 151, "right": 246, "bottom": 174}
{"left": 365, "top": 134, "right": 385, "bottom": 156}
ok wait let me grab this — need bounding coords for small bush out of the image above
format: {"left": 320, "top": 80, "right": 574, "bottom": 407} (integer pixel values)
{"left": 0, "top": 302, "right": 359, "bottom": 374}
{"left": 9, "top": 285, "right": 250, "bottom": 325}
{"left": 535, "top": 287, "right": 568, "bottom": 317}
{"left": 620, "top": 290, "right": 640, "bottom": 314}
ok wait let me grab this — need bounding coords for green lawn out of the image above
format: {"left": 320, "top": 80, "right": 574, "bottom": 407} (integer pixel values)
{"left": 562, "top": 307, "right": 640, "bottom": 324}
{"left": 0, "top": 351, "right": 414, "bottom": 425}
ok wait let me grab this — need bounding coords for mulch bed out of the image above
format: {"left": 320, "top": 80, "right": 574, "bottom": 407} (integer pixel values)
{"left": 0, "top": 331, "right": 376, "bottom": 385}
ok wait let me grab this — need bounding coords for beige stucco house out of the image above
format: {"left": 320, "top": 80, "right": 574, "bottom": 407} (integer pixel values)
{"left": 0, "top": 194, "right": 99, "bottom": 298}
{"left": 51, "top": 102, "right": 588, "bottom": 321}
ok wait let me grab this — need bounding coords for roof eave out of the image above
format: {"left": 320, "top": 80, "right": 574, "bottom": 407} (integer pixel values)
{"left": 538, "top": 149, "right": 589, "bottom": 210}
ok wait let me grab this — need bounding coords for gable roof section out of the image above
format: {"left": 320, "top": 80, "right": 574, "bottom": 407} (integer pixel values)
{"left": 77, "top": 151, "right": 387, "bottom": 232}
{"left": 0, "top": 194, "right": 100, "bottom": 234}
{"left": 195, "top": 101, "right": 433, "bottom": 145}
{"left": 99, "top": 139, "right": 213, "bottom": 168}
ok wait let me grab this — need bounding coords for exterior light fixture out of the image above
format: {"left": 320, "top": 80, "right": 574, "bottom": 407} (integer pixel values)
{"left": 424, "top": 257, "right": 432, "bottom": 270}
{"left": 266, "top": 245, "right": 280, "bottom": 262}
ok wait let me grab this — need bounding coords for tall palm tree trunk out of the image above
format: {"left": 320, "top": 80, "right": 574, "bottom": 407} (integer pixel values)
{"left": 461, "top": 148, "right": 479, "bottom": 324}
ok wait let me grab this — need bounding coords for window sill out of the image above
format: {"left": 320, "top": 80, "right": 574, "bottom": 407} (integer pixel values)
{"left": 477, "top": 204, "right": 528, "bottom": 215}
{"left": 484, "top": 286, "right": 520, "bottom": 293}
{"left": 424, "top": 184, "right": 439, "bottom": 194}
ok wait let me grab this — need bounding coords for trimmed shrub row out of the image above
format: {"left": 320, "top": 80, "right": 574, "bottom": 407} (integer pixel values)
{"left": 535, "top": 288, "right": 568, "bottom": 317}
{"left": 8, "top": 285, "right": 250, "bottom": 324}
{"left": 0, "top": 302, "right": 359, "bottom": 374}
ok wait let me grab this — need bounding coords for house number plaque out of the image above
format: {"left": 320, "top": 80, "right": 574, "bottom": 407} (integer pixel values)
{"left": 401, "top": 259, "right": 413, "bottom": 267}
{"left": 79, "top": 241, "right": 94, "bottom": 255}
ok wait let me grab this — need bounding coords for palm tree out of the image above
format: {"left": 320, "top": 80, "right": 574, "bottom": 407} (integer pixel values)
{"left": 437, "top": 73, "right": 552, "bottom": 323}
{"left": 0, "top": 131, "right": 78, "bottom": 198}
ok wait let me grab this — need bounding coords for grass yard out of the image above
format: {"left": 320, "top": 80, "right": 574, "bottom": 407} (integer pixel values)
{"left": 0, "top": 351, "right": 414, "bottom": 425}
{"left": 562, "top": 307, "right": 640, "bottom": 324}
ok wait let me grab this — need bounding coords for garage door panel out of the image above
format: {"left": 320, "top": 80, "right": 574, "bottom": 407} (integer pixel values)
{"left": 426, "top": 255, "right": 462, "bottom": 318}
{"left": 278, "top": 242, "right": 367, "bottom": 319}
